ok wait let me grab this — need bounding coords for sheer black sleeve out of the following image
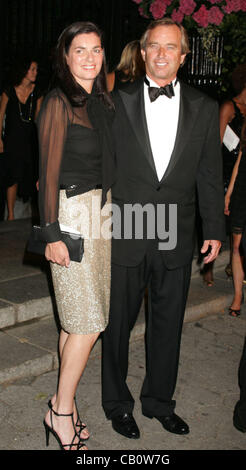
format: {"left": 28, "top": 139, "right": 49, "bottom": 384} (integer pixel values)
{"left": 38, "top": 90, "right": 69, "bottom": 242}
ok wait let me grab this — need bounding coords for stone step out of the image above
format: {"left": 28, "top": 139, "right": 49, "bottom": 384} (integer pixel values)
{"left": 0, "top": 268, "right": 234, "bottom": 385}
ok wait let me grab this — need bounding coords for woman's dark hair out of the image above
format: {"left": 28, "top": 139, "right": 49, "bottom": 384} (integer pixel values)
{"left": 55, "top": 21, "right": 113, "bottom": 109}
{"left": 241, "top": 117, "right": 246, "bottom": 150}
{"left": 12, "top": 57, "right": 38, "bottom": 86}
{"left": 231, "top": 64, "right": 246, "bottom": 94}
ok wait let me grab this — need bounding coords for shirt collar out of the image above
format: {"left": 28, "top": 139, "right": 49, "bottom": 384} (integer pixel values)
{"left": 145, "top": 75, "right": 178, "bottom": 89}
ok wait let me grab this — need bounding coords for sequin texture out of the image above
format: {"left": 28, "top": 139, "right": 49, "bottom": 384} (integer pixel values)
{"left": 51, "top": 189, "right": 112, "bottom": 334}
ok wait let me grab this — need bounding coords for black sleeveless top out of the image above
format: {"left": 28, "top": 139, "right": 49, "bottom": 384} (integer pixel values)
{"left": 222, "top": 100, "right": 244, "bottom": 192}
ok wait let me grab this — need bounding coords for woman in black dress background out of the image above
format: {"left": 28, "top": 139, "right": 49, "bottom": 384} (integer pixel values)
{"left": 0, "top": 58, "right": 43, "bottom": 220}
{"left": 220, "top": 64, "right": 246, "bottom": 195}
{"left": 225, "top": 117, "right": 246, "bottom": 316}
{"left": 203, "top": 65, "right": 246, "bottom": 287}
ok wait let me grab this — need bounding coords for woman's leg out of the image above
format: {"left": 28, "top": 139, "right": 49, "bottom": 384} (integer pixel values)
{"left": 225, "top": 234, "right": 233, "bottom": 278}
{"left": 6, "top": 183, "right": 17, "bottom": 220}
{"left": 59, "top": 328, "right": 68, "bottom": 355}
{"left": 45, "top": 330, "right": 100, "bottom": 449}
{"left": 231, "top": 233, "right": 244, "bottom": 312}
{"left": 51, "top": 329, "right": 90, "bottom": 439}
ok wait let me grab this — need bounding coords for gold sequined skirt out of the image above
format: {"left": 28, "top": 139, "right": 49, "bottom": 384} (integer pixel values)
{"left": 50, "top": 189, "right": 111, "bottom": 335}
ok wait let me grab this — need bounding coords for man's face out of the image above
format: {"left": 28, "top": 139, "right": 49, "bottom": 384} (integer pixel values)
{"left": 141, "top": 25, "right": 186, "bottom": 86}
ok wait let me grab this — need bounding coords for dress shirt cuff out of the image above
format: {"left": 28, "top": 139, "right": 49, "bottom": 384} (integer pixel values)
{"left": 40, "top": 221, "right": 62, "bottom": 243}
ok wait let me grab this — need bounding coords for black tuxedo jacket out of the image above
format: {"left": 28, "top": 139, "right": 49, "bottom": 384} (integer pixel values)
{"left": 111, "top": 78, "right": 225, "bottom": 269}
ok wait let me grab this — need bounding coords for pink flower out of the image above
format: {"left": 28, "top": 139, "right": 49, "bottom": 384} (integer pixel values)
{"left": 223, "top": 0, "right": 242, "bottom": 13}
{"left": 233, "top": 0, "right": 242, "bottom": 10}
{"left": 171, "top": 8, "right": 185, "bottom": 23}
{"left": 240, "top": 0, "right": 246, "bottom": 11}
{"left": 132, "top": 0, "right": 142, "bottom": 4}
{"left": 208, "top": 6, "right": 224, "bottom": 25}
{"left": 192, "top": 5, "right": 209, "bottom": 27}
{"left": 179, "top": 0, "right": 196, "bottom": 15}
{"left": 207, "top": 0, "right": 221, "bottom": 4}
{"left": 149, "top": 0, "right": 167, "bottom": 19}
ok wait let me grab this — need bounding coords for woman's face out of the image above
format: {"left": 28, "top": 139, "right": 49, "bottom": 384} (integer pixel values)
{"left": 25, "top": 62, "right": 38, "bottom": 83}
{"left": 66, "top": 32, "right": 103, "bottom": 92}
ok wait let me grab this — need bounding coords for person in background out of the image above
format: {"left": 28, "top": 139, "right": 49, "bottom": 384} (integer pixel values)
{"left": 202, "top": 64, "right": 246, "bottom": 287}
{"left": 38, "top": 21, "right": 115, "bottom": 450}
{"left": 227, "top": 119, "right": 246, "bottom": 426}
{"left": 225, "top": 117, "right": 246, "bottom": 316}
{"left": 220, "top": 64, "right": 246, "bottom": 198}
{"left": 107, "top": 40, "right": 145, "bottom": 91}
{"left": 0, "top": 57, "right": 43, "bottom": 220}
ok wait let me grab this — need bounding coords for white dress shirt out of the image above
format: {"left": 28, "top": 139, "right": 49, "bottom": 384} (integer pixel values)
{"left": 144, "top": 75, "right": 180, "bottom": 181}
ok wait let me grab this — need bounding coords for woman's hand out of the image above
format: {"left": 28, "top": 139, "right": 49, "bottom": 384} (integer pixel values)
{"left": 45, "top": 240, "right": 70, "bottom": 267}
{"left": 224, "top": 194, "right": 230, "bottom": 216}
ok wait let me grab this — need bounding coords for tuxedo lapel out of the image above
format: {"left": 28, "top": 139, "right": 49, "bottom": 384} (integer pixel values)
{"left": 118, "top": 80, "right": 203, "bottom": 183}
{"left": 118, "top": 82, "right": 157, "bottom": 176}
{"left": 161, "top": 82, "right": 203, "bottom": 181}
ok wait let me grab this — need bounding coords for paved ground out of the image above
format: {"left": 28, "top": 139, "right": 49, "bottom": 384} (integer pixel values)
{"left": 0, "top": 313, "right": 245, "bottom": 453}
{"left": 0, "top": 218, "right": 245, "bottom": 454}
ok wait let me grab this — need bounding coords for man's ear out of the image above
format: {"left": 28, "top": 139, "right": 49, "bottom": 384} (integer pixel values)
{"left": 180, "top": 53, "right": 186, "bottom": 66}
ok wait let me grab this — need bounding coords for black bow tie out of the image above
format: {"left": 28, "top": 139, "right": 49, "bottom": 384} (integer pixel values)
{"left": 145, "top": 77, "right": 175, "bottom": 102}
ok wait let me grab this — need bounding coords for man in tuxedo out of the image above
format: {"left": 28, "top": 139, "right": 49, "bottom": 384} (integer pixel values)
{"left": 102, "top": 18, "right": 225, "bottom": 439}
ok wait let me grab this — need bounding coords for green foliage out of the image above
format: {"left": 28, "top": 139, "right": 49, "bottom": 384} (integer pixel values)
{"left": 218, "top": 13, "right": 246, "bottom": 95}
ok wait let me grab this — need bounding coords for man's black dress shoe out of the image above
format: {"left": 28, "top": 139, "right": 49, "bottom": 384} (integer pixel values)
{"left": 111, "top": 413, "right": 140, "bottom": 439}
{"left": 233, "top": 402, "right": 246, "bottom": 433}
{"left": 143, "top": 412, "right": 189, "bottom": 435}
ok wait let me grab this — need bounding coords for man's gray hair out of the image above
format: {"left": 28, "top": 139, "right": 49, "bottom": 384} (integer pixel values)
{"left": 140, "top": 18, "right": 190, "bottom": 55}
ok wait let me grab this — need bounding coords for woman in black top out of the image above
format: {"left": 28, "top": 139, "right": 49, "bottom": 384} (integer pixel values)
{"left": 39, "top": 22, "right": 115, "bottom": 450}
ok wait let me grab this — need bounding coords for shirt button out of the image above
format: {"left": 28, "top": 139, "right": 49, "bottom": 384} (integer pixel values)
{"left": 156, "top": 186, "right": 161, "bottom": 191}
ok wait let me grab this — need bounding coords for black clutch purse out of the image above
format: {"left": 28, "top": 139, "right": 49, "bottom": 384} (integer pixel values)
{"left": 27, "top": 225, "right": 84, "bottom": 263}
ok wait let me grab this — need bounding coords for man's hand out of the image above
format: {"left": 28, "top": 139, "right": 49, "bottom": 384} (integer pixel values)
{"left": 201, "top": 240, "right": 221, "bottom": 263}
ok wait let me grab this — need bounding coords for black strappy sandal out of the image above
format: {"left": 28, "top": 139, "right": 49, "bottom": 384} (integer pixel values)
{"left": 229, "top": 293, "right": 244, "bottom": 317}
{"left": 48, "top": 398, "right": 90, "bottom": 440}
{"left": 229, "top": 307, "right": 241, "bottom": 317}
{"left": 74, "top": 396, "right": 90, "bottom": 440}
{"left": 43, "top": 404, "right": 87, "bottom": 450}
